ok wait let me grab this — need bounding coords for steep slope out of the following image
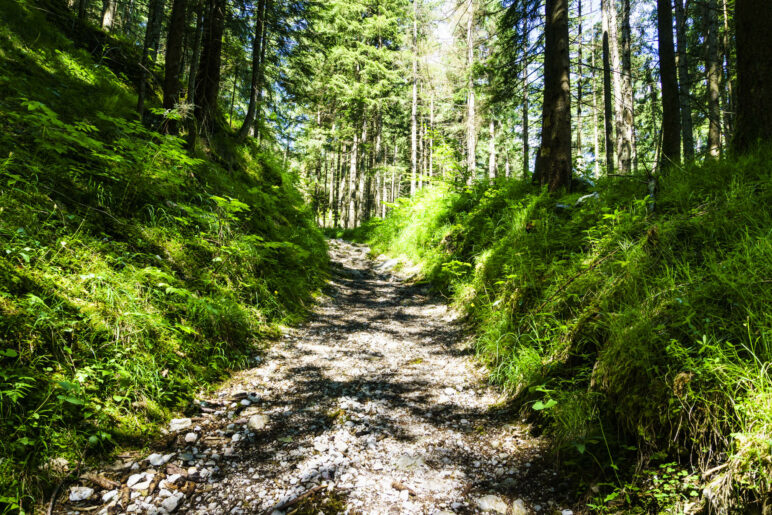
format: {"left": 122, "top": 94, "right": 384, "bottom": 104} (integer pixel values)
{"left": 0, "top": 1, "right": 327, "bottom": 509}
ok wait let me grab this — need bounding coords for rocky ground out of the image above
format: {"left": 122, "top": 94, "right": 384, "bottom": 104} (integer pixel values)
{"left": 55, "top": 240, "right": 575, "bottom": 514}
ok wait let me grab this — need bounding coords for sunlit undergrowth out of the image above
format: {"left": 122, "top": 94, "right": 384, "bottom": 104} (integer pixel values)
{"left": 367, "top": 154, "right": 772, "bottom": 512}
{"left": 0, "top": 2, "right": 327, "bottom": 510}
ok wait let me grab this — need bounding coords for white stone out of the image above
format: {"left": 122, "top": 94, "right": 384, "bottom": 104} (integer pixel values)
{"left": 130, "top": 479, "right": 152, "bottom": 491}
{"left": 247, "top": 414, "right": 269, "bottom": 431}
{"left": 102, "top": 490, "right": 118, "bottom": 503}
{"left": 512, "top": 499, "right": 528, "bottom": 515}
{"left": 169, "top": 418, "right": 192, "bottom": 432}
{"left": 161, "top": 493, "right": 184, "bottom": 513}
{"left": 68, "top": 486, "right": 94, "bottom": 502}
{"left": 148, "top": 453, "right": 173, "bottom": 466}
{"left": 184, "top": 432, "right": 198, "bottom": 443}
{"left": 475, "top": 495, "right": 509, "bottom": 514}
{"left": 127, "top": 473, "right": 146, "bottom": 487}
{"left": 232, "top": 433, "right": 242, "bottom": 442}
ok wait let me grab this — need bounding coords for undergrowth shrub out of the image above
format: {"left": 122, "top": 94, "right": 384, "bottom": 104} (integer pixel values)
{"left": 369, "top": 152, "right": 772, "bottom": 512}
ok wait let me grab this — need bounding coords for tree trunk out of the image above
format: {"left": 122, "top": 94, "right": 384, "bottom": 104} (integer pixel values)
{"left": 533, "top": 0, "right": 572, "bottom": 191}
{"left": 253, "top": 0, "right": 270, "bottom": 140}
{"left": 348, "top": 131, "right": 358, "bottom": 229}
{"left": 704, "top": 0, "right": 722, "bottom": 158}
{"left": 410, "top": 0, "right": 418, "bottom": 196}
{"left": 592, "top": 38, "right": 601, "bottom": 178}
{"left": 187, "top": 3, "right": 204, "bottom": 106}
{"left": 148, "top": 0, "right": 167, "bottom": 61}
{"left": 161, "top": 0, "right": 189, "bottom": 133}
{"left": 601, "top": 0, "right": 615, "bottom": 174}
{"left": 575, "top": 0, "right": 583, "bottom": 162}
{"left": 522, "top": 14, "right": 529, "bottom": 180}
{"left": 78, "top": 0, "right": 88, "bottom": 21}
{"left": 137, "top": 0, "right": 168, "bottom": 117}
{"left": 603, "top": 0, "right": 630, "bottom": 173}
{"left": 465, "top": 0, "right": 476, "bottom": 182}
{"left": 488, "top": 119, "right": 496, "bottom": 179}
{"left": 619, "top": 0, "right": 635, "bottom": 172}
{"left": 193, "top": 0, "right": 226, "bottom": 136}
{"left": 236, "top": 0, "right": 266, "bottom": 141}
{"left": 733, "top": 0, "right": 772, "bottom": 152}
{"left": 657, "top": 0, "right": 682, "bottom": 170}
{"left": 673, "top": 0, "right": 694, "bottom": 160}
{"left": 720, "top": 0, "right": 735, "bottom": 140}
{"left": 429, "top": 93, "right": 434, "bottom": 177}
{"left": 101, "top": 0, "right": 117, "bottom": 29}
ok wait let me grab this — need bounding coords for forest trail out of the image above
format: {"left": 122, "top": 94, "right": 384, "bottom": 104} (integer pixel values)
{"left": 57, "top": 240, "right": 572, "bottom": 514}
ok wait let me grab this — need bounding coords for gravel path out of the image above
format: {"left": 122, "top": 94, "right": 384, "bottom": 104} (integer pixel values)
{"left": 58, "top": 240, "right": 573, "bottom": 514}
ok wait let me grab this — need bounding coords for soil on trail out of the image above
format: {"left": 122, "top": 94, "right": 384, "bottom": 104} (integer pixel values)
{"left": 57, "top": 240, "right": 574, "bottom": 514}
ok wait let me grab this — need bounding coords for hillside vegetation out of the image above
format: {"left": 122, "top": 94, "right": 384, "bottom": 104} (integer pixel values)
{"left": 0, "top": 1, "right": 326, "bottom": 509}
{"left": 363, "top": 157, "right": 772, "bottom": 512}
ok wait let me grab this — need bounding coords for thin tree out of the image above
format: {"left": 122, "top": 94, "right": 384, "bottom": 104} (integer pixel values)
{"left": 410, "top": 0, "right": 418, "bottom": 195}
{"left": 236, "top": 0, "right": 267, "bottom": 141}
{"left": 465, "top": 0, "right": 476, "bottom": 182}
{"left": 600, "top": 0, "right": 614, "bottom": 174}
{"left": 673, "top": 0, "right": 694, "bottom": 160}
{"left": 533, "top": 0, "right": 572, "bottom": 191}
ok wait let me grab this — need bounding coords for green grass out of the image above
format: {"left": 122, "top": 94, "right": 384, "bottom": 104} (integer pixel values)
{"left": 367, "top": 155, "right": 772, "bottom": 512}
{"left": 0, "top": 1, "right": 327, "bottom": 511}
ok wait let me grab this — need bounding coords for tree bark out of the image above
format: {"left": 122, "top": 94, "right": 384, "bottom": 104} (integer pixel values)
{"left": 733, "top": 0, "right": 772, "bottom": 152}
{"left": 601, "top": 0, "right": 615, "bottom": 174}
{"left": 619, "top": 0, "right": 635, "bottom": 172}
{"left": 657, "top": 0, "right": 681, "bottom": 170}
{"left": 575, "top": 0, "right": 583, "bottom": 161}
{"left": 187, "top": 2, "right": 204, "bottom": 106}
{"left": 236, "top": 0, "right": 266, "bottom": 141}
{"left": 465, "top": 0, "right": 476, "bottom": 182}
{"left": 603, "top": 0, "right": 631, "bottom": 173}
{"left": 429, "top": 93, "right": 434, "bottom": 177}
{"left": 193, "top": 0, "right": 226, "bottom": 136}
{"left": 592, "top": 37, "right": 601, "bottom": 178}
{"left": 488, "top": 119, "right": 496, "bottom": 179}
{"left": 348, "top": 131, "right": 358, "bottom": 229}
{"left": 522, "top": 14, "right": 529, "bottom": 180}
{"left": 252, "top": 0, "right": 270, "bottom": 140}
{"left": 137, "top": 0, "right": 168, "bottom": 117}
{"left": 704, "top": 0, "right": 722, "bottom": 158}
{"left": 673, "top": 0, "right": 694, "bottom": 160}
{"left": 101, "top": 0, "right": 117, "bottom": 29}
{"left": 161, "top": 0, "right": 189, "bottom": 133}
{"left": 720, "top": 0, "right": 735, "bottom": 140}
{"left": 410, "top": 0, "right": 418, "bottom": 196}
{"left": 533, "top": 0, "right": 572, "bottom": 191}
{"left": 78, "top": 0, "right": 88, "bottom": 21}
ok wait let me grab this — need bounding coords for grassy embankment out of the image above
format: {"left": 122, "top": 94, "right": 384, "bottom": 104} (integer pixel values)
{"left": 0, "top": 1, "right": 327, "bottom": 510}
{"left": 362, "top": 157, "right": 771, "bottom": 512}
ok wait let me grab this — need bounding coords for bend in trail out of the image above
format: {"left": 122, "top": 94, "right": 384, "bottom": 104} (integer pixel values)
{"left": 57, "top": 240, "right": 573, "bottom": 514}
